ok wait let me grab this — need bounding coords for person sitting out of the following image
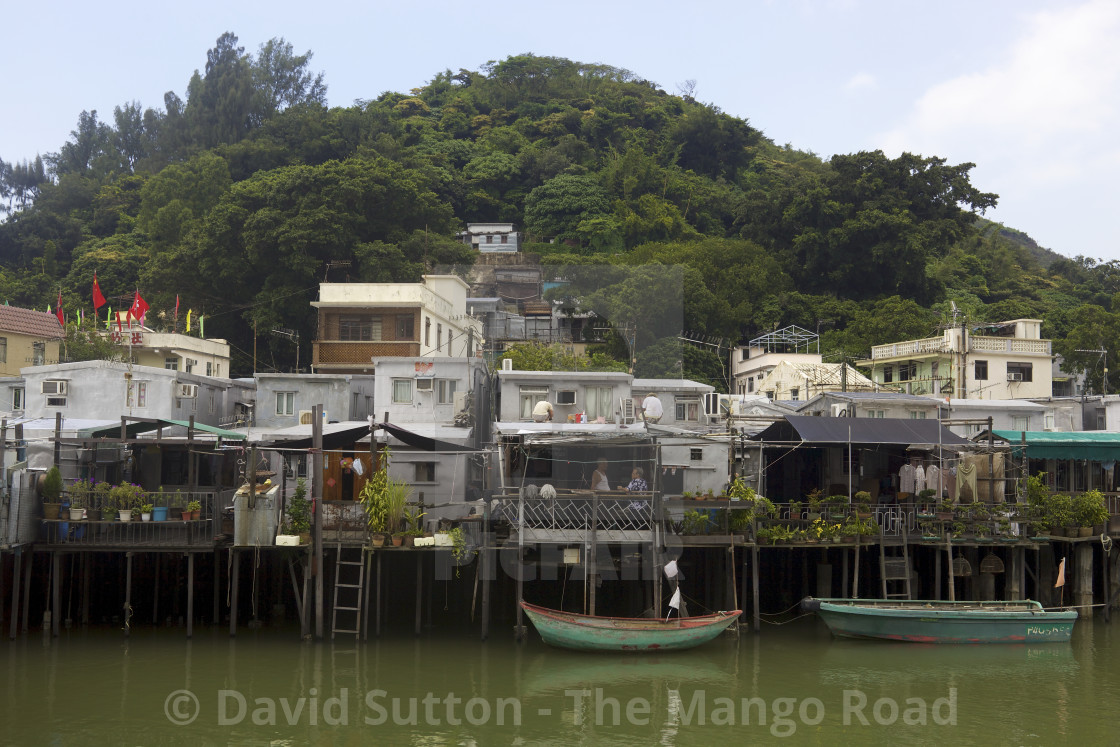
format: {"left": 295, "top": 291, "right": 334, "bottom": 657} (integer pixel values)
{"left": 625, "top": 467, "right": 649, "bottom": 492}
{"left": 591, "top": 459, "right": 611, "bottom": 491}
{"left": 532, "top": 400, "right": 554, "bottom": 422}
{"left": 640, "top": 393, "right": 663, "bottom": 423}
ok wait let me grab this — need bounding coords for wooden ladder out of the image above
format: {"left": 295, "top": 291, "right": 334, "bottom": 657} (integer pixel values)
{"left": 330, "top": 543, "right": 366, "bottom": 640}
{"left": 879, "top": 539, "right": 913, "bottom": 600}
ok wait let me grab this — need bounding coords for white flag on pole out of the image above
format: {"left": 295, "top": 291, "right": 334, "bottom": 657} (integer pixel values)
{"left": 663, "top": 560, "right": 679, "bottom": 580}
{"left": 669, "top": 587, "right": 682, "bottom": 610}
{"left": 1054, "top": 558, "right": 1066, "bottom": 588}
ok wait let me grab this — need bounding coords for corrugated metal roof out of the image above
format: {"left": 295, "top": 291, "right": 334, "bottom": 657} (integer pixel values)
{"left": 754, "top": 415, "right": 971, "bottom": 446}
{"left": 0, "top": 305, "right": 64, "bottom": 338}
{"left": 992, "top": 429, "right": 1120, "bottom": 460}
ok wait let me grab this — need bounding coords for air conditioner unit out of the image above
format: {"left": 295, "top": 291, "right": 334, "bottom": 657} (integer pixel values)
{"left": 831, "top": 403, "right": 850, "bottom": 417}
{"left": 453, "top": 391, "right": 468, "bottom": 412}
{"left": 556, "top": 390, "right": 577, "bottom": 405}
{"left": 298, "top": 410, "right": 314, "bottom": 425}
{"left": 416, "top": 378, "right": 433, "bottom": 391}
{"left": 1007, "top": 372, "right": 1023, "bottom": 382}
{"left": 177, "top": 383, "right": 198, "bottom": 398}
{"left": 501, "top": 358, "right": 513, "bottom": 371}
{"left": 41, "top": 380, "right": 67, "bottom": 395}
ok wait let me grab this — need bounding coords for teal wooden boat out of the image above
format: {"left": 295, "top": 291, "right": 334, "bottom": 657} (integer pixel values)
{"left": 520, "top": 601, "right": 741, "bottom": 652}
{"left": 801, "top": 597, "right": 1076, "bottom": 644}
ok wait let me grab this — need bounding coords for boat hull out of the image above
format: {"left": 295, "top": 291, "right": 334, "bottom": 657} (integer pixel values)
{"left": 520, "top": 602, "right": 741, "bottom": 652}
{"left": 803, "top": 597, "right": 1076, "bottom": 644}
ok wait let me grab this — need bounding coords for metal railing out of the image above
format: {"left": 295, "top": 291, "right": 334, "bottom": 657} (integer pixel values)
{"left": 492, "top": 493, "right": 655, "bottom": 542}
{"left": 43, "top": 490, "right": 219, "bottom": 547}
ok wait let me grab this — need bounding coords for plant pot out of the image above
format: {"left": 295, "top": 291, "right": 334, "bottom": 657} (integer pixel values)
{"left": 101, "top": 508, "right": 116, "bottom": 522}
{"left": 936, "top": 513, "right": 953, "bottom": 522}
{"left": 43, "top": 502, "right": 61, "bottom": 520}
{"left": 370, "top": 533, "right": 386, "bottom": 548}
{"left": 191, "top": 510, "right": 201, "bottom": 521}
{"left": 299, "top": 532, "right": 311, "bottom": 545}
{"left": 404, "top": 535, "right": 415, "bottom": 548}
{"left": 60, "top": 507, "right": 71, "bottom": 521}
{"left": 70, "top": 508, "right": 85, "bottom": 520}
{"left": 1078, "top": 526, "right": 1093, "bottom": 538}
{"left": 391, "top": 534, "right": 404, "bottom": 547}
{"left": 152, "top": 506, "right": 169, "bottom": 522}
{"left": 181, "top": 511, "right": 192, "bottom": 521}
{"left": 119, "top": 509, "right": 132, "bottom": 522}
{"left": 434, "top": 532, "right": 454, "bottom": 547}
{"left": 789, "top": 511, "right": 802, "bottom": 520}
{"left": 141, "top": 513, "right": 152, "bottom": 522}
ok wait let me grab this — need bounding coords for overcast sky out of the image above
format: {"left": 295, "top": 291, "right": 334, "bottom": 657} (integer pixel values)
{"left": 4, "top": 0, "right": 1117, "bottom": 262}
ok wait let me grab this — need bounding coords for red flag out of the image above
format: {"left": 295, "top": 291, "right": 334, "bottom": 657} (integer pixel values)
{"left": 92, "top": 272, "right": 106, "bottom": 311}
{"left": 56, "top": 291, "right": 64, "bottom": 327}
{"left": 174, "top": 294, "right": 180, "bottom": 322}
{"left": 128, "top": 290, "right": 149, "bottom": 324}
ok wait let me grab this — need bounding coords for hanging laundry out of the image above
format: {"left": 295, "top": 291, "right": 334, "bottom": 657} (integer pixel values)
{"left": 914, "top": 464, "right": 926, "bottom": 494}
{"left": 899, "top": 463, "right": 916, "bottom": 494}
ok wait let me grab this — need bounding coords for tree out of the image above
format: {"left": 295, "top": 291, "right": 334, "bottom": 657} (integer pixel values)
{"left": 524, "top": 174, "right": 611, "bottom": 241}
{"left": 252, "top": 38, "right": 327, "bottom": 120}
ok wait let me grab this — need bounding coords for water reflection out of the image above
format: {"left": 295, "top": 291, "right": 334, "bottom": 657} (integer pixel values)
{"left": 2, "top": 620, "right": 1119, "bottom": 745}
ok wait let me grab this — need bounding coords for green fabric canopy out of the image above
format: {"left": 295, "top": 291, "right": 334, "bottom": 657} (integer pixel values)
{"left": 992, "top": 430, "right": 1120, "bottom": 461}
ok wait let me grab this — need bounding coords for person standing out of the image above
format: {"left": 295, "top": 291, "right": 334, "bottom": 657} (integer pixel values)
{"left": 640, "top": 393, "right": 663, "bottom": 423}
{"left": 532, "top": 400, "right": 554, "bottom": 422}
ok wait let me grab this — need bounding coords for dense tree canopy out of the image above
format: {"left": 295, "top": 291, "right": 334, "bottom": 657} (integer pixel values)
{"left": 0, "top": 41, "right": 1105, "bottom": 385}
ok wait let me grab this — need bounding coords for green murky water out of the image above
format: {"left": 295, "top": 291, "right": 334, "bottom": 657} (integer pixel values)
{"left": 3, "top": 615, "right": 1117, "bottom": 745}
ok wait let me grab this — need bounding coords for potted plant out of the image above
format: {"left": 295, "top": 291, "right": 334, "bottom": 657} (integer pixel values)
{"left": 151, "top": 487, "right": 169, "bottom": 522}
{"left": 1046, "top": 493, "right": 1074, "bottom": 537}
{"left": 855, "top": 491, "right": 872, "bottom": 519}
{"left": 1072, "top": 490, "right": 1108, "bottom": 536}
{"left": 681, "top": 510, "right": 711, "bottom": 536}
{"left": 386, "top": 478, "right": 412, "bottom": 545}
{"left": 916, "top": 489, "right": 937, "bottom": 517}
{"left": 826, "top": 495, "right": 849, "bottom": 520}
{"left": 937, "top": 498, "right": 955, "bottom": 522}
{"left": 286, "top": 478, "right": 311, "bottom": 543}
{"left": 359, "top": 456, "right": 390, "bottom": 545}
{"left": 975, "top": 523, "right": 992, "bottom": 543}
{"left": 402, "top": 505, "right": 426, "bottom": 547}
{"left": 951, "top": 521, "right": 967, "bottom": 542}
{"left": 788, "top": 500, "right": 802, "bottom": 521}
{"left": 755, "top": 527, "right": 774, "bottom": 545}
{"left": 187, "top": 499, "right": 202, "bottom": 521}
{"left": 805, "top": 488, "right": 824, "bottom": 519}
{"left": 919, "top": 521, "right": 940, "bottom": 541}
{"left": 94, "top": 481, "right": 114, "bottom": 521}
{"left": 68, "top": 479, "right": 92, "bottom": 520}
{"left": 41, "top": 467, "right": 63, "bottom": 520}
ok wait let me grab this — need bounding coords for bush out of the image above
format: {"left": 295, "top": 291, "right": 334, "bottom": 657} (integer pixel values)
{"left": 42, "top": 467, "right": 62, "bottom": 502}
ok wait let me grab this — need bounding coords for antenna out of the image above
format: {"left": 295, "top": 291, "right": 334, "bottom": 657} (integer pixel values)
{"left": 270, "top": 328, "right": 301, "bottom": 372}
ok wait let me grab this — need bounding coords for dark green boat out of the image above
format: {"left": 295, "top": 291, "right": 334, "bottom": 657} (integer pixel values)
{"left": 802, "top": 597, "right": 1077, "bottom": 644}
{"left": 521, "top": 601, "right": 742, "bottom": 652}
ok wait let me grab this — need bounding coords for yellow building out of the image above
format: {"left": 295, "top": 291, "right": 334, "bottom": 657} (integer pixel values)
{"left": 109, "top": 315, "right": 231, "bottom": 377}
{"left": 0, "top": 305, "right": 63, "bottom": 379}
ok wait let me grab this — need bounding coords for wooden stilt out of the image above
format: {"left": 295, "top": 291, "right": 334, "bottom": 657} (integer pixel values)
{"left": 300, "top": 549, "right": 311, "bottom": 639}
{"left": 480, "top": 546, "right": 491, "bottom": 642}
{"left": 81, "top": 554, "right": 91, "bottom": 625}
{"left": 375, "top": 551, "right": 382, "bottom": 638}
{"left": 21, "top": 548, "right": 32, "bottom": 634}
{"left": 51, "top": 552, "right": 61, "bottom": 637}
{"left": 123, "top": 552, "right": 133, "bottom": 638}
{"left": 229, "top": 549, "right": 239, "bottom": 636}
{"left": 841, "top": 548, "right": 849, "bottom": 600}
{"left": 8, "top": 550, "right": 19, "bottom": 639}
{"left": 213, "top": 549, "right": 221, "bottom": 625}
{"left": 934, "top": 549, "right": 941, "bottom": 600}
{"left": 1102, "top": 543, "right": 1110, "bottom": 622}
{"left": 362, "top": 549, "right": 373, "bottom": 641}
{"left": 152, "top": 553, "right": 161, "bottom": 624}
{"left": 414, "top": 552, "right": 423, "bottom": 636}
{"left": 0, "top": 552, "right": 5, "bottom": 635}
{"left": 945, "top": 533, "right": 955, "bottom": 602}
{"left": 1075, "top": 543, "right": 1093, "bottom": 616}
{"left": 751, "top": 544, "right": 760, "bottom": 633}
{"left": 186, "top": 553, "right": 195, "bottom": 638}
{"left": 851, "top": 540, "right": 861, "bottom": 599}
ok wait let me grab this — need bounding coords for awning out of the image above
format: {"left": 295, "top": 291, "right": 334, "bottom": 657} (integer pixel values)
{"left": 87, "top": 418, "right": 247, "bottom": 441}
{"left": 992, "top": 430, "right": 1120, "bottom": 461}
{"left": 258, "top": 423, "right": 373, "bottom": 451}
{"left": 378, "top": 422, "right": 479, "bottom": 452}
{"left": 753, "top": 415, "right": 971, "bottom": 447}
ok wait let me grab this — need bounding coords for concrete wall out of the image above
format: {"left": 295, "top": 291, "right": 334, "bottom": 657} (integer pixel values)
{"left": 371, "top": 357, "right": 479, "bottom": 424}
{"left": 254, "top": 373, "right": 375, "bottom": 428}
{"left": 497, "top": 370, "right": 633, "bottom": 422}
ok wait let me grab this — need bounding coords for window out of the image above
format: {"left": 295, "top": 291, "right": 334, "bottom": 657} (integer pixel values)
{"left": 909, "top": 411, "right": 927, "bottom": 419}
{"left": 675, "top": 398, "right": 701, "bottom": 422}
{"left": 340, "top": 316, "right": 381, "bottom": 341}
{"left": 974, "top": 360, "right": 988, "bottom": 381}
{"left": 206, "top": 362, "right": 213, "bottom": 377}
{"left": 46, "top": 396, "right": 66, "bottom": 407}
{"left": 12, "top": 387, "right": 24, "bottom": 410}
{"left": 185, "top": 358, "right": 196, "bottom": 374}
{"left": 500, "top": 235, "right": 508, "bottom": 244}
{"left": 0, "top": 337, "right": 6, "bottom": 363}
{"left": 883, "top": 366, "right": 892, "bottom": 383}
{"left": 415, "top": 462, "right": 436, "bottom": 482}
{"left": 215, "top": 364, "right": 221, "bottom": 377}
{"left": 866, "top": 409, "right": 885, "bottom": 418}
{"left": 1007, "top": 362, "right": 1033, "bottom": 382}
{"left": 1012, "top": 415, "right": 1030, "bottom": 431}
{"left": 790, "top": 387, "right": 800, "bottom": 401}
{"left": 425, "top": 317, "right": 431, "bottom": 346}
{"left": 584, "top": 386, "right": 614, "bottom": 420}
{"left": 396, "top": 315, "right": 415, "bottom": 340}
{"left": 437, "top": 324, "right": 442, "bottom": 352}
{"left": 32, "top": 342, "right": 45, "bottom": 366}
{"left": 897, "top": 363, "right": 915, "bottom": 381}
{"left": 519, "top": 387, "right": 549, "bottom": 420}
{"left": 276, "top": 392, "right": 295, "bottom": 416}
{"left": 747, "top": 377, "right": 754, "bottom": 393}
{"left": 690, "top": 447, "right": 703, "bottom": 462}
{"left": 436, "top": 379, "right": 457, "bottom": 405}
{"left": 165, "top": 357, "right": 179, "bottom": 371}
{"left": 126, "top": 382, "right": 148, "bottom": 408}
{"left": 392, "top": 379, "right": 413, "bottom": 403}
{"left": 209, "top": 390, "right": 215, "bottom": 414}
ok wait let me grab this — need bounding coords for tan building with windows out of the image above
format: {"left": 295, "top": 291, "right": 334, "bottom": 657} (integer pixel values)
{"left": 107, "top": 316, "right": 231, "bottom": 378}
{"left": 310, "top": 276, "right": 483, "bottom": 374}
{"left": 0, "top": 305, "right": 63, "bottom": 378}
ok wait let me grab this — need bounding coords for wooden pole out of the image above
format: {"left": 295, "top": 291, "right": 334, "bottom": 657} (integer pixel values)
{"left": 51, "top": 552, "right": 61, "bottom": 637}
{"left": 229, "top": 549, "right": 239, "bottom": 636}
{"left": 414, "top": 553, "right": 423, "bottom": 636}
{"left": 945, "top": 532, "right": 955, "bottom": 602}
{"left": 751, "top": 544, "right": 760, "bottom": 633}
{"left": 187, "top": 553, "right": 195, "bottom": 638}
{"left": 123, "top": 552, "right": 133, "bottom": 638}
{"left": 8, "top": 550, "right": 19, "bottom": 639}
{"left": 152, "top": 553, "right": 161, "bottom": 624}
{"left": 20, "top": 549, "right": 31, "bottom": 634}
{"left": 212, "top": 549, "right": 221, "bottom": 625}
{"left": 375, "top": 552, "right": 382, "bottom": 637}
{"left": 480, "top": 501, "right": 491, "bottom": 642}
{"left": 54, "top": 412, "right": 62, "bottom": 469}
{"left": 81, "top": 555, "right": 90, "bottom": 625}
{"left": 312, "top": 404, "right": 324, "bottom": 639}
{"left": 589, "top": 492, "right": 599, "bottom": 616}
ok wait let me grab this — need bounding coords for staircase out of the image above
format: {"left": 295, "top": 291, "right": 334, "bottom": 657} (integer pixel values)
{"left": 330, "top": 543, "right": 367, "bottom": 639}
{"left": 879, "top": 539, "right": 913, "bottom": 600}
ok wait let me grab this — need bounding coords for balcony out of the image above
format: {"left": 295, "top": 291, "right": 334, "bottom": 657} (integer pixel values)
{"left": 970, "top": 336, "right": 1051, "bottom": 355}
{"left": 869, "top": 337, "right": 948, "bottom": 360}
{"left": 313, "top": 340, "right": 421, "bottom": 366}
